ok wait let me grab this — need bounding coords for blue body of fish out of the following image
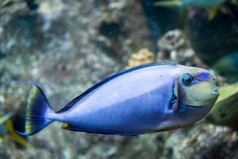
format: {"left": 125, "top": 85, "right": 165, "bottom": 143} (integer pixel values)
{"left": 10, "top": 63, "right": 219, "bottom": 136}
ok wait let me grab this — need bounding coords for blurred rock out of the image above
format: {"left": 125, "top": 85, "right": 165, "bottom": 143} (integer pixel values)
{"left": 141, "top": 0, "right": 238, "bottom": 66}
{"left": 156, "top": 29, "right": 208, "bottom": 68}
{"left": 212, "top": 51, "right": 238, "bottom": 83}
{"left": 202, "top": 82, "right": 238, "bottom": 130}
{"left": 184, "top": 1, "right": 238, "bottom": 65}
{"left": 163, "top": 124, "right": 238, "bottom": 159}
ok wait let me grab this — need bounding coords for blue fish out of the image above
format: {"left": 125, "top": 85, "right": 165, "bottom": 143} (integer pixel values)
{"left": 9, "top": 63, "right": 219, "bottom": 136}
{"left": 154, "top": 0, "right": 237, "bottom": 20}
{"left": 154, "top": 0, "right": 226, "bottom": 9}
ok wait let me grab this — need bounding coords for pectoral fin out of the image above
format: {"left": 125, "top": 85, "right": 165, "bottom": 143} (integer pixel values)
{"left": 173, "top": 82, "right": 186, "bottom": 112}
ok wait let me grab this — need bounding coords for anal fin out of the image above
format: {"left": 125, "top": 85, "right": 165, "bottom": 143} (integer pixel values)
{"left": 173, "top": 82, "right": 186, "bottom": 112}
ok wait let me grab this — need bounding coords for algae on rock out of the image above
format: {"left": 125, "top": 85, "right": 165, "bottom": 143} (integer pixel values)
{"left": 202, "top": 82, "right": 238, "bottom": 130}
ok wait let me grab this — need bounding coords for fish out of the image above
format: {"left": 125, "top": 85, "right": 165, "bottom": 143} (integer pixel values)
{"left": 0, "top": 112, "right": 15, "bottom": 136}
{"left": 154, "top": 0, "right": 236, "bottom": 20}
{"left": 154, "top": 0, "right": 226, "bottom": 9}
{"left": 9, "top": 63, "right": 219, "bottom": 136}
{"left": 0, "top": 112, "right": 28, "bottom": 146}
{"left": 6, "top": 120, "right": 28, "bottom": 146}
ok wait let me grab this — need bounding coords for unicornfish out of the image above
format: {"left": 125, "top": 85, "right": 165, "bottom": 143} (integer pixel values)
{"left": 9, "top": 63, "right": 219, "bottom": 136}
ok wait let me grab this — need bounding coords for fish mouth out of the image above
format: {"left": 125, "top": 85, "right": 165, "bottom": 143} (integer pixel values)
{"left": 212, "top": 87, "right": 219, "bottom": 95}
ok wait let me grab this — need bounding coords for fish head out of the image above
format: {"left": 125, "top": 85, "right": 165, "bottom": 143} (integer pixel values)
{"left": 176, "top": 66, "right": 219, "bottom": 110}
{"left": 154, "top": 65, "right": 220, "bottom": 132}
{"left": 158, "top": 65, "right": 220, "bottom": 130}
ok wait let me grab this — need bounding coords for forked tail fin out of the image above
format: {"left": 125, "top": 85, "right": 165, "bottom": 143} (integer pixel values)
{"left": 7, "top": 80, "right": 55, "bottom": 136}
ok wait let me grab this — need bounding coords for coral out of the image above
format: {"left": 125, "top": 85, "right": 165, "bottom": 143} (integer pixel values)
{"left": 126, "top": 48, "right": 155, "bottom": 69}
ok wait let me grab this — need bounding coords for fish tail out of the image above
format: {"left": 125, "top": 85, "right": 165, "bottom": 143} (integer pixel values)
{"left": 6, "top": 80, "right": 55, "bottom": 136}
{"left": 154, "top": 0, "right": 182, "bottom": 7}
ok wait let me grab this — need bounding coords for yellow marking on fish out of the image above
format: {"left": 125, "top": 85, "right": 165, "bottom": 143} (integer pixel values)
{"left": 62, "top": 123, "right": 69, "bottom": 129}
{"left": 154, "top": 0, "right": 182, "bottom": 6}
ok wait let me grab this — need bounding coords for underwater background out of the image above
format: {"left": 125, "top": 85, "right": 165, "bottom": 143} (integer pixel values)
{"left": 0, "top": 0, "right": 238, "bottom": 158}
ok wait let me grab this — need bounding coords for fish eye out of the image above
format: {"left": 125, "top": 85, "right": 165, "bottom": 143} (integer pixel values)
{"left": 181, "top": 73, "right": 193, "bottom": 85}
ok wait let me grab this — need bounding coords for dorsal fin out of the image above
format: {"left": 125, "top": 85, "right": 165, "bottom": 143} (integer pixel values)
{"left": 57, "top": 63, "right": 177, "bottom": 113}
